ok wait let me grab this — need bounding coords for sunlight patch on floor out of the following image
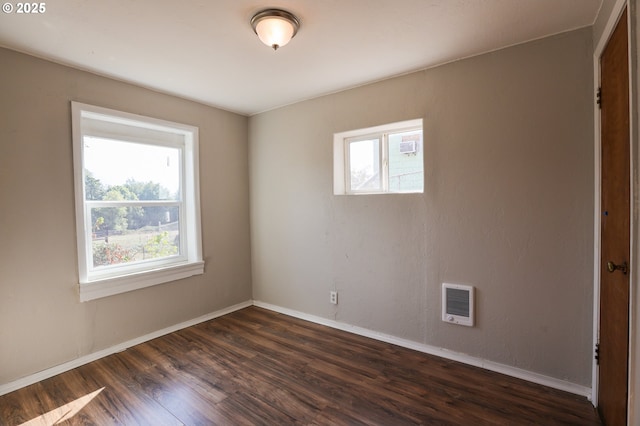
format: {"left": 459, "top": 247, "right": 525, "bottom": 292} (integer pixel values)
{"left": 20, "top": 387, "right": 105, "bottom": 426}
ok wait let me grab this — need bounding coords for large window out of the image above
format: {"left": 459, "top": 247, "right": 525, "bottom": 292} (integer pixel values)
{"left": 334, "top": 119, "right": 423, "bottom": 194}
{"left": 72, "top": 102, "right": 203, "bottom": 301}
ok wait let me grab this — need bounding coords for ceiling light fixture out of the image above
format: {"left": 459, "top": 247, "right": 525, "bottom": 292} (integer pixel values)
{"left": 251, "top": 8, "right": 300, "bottom": 51}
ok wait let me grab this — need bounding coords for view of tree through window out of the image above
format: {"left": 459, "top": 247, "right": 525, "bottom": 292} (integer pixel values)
{"left": 84, "top": 137, "right": 181, "bottom": 269}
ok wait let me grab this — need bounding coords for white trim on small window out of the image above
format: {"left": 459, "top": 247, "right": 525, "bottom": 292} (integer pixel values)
{"left": 71, "top": 102, "right": 204, "bottom": 302}
{"left": 334, "top": 119, "right": 424, "bottom": 195}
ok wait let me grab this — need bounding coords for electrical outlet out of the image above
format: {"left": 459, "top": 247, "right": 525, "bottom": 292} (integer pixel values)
{"left": 330, "top": 291, "right": 338, "bottom": 304}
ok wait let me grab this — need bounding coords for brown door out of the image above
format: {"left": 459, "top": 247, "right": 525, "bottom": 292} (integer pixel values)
{"left": 598, "top": 7, "right": 630, "bottom": 425}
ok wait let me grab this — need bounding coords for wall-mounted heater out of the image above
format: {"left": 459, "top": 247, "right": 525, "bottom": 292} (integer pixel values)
{"left": 442, "top": 283, "right": 474, "bottom": 327}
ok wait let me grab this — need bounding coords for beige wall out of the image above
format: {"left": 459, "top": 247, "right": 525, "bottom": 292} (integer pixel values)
{"left": 250, "top": 28, "right": 595, "bottom": 386}
{"left": 0, "top": 48, "right": 252, "bottom": 384}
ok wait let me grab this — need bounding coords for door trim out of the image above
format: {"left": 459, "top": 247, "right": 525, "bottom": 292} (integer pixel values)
{"left": 591, "top": 0, "right": 635, "bottom": 415}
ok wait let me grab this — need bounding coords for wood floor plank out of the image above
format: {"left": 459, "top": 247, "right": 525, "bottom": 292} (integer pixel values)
{"left": 75, "top": 357, "right": 184, "bottom": 425}
{"left": 0, "top": 383, "right": 51, "bottom": 425}
{"left": 0, "top": 306, "right": 601, "bottom": 425}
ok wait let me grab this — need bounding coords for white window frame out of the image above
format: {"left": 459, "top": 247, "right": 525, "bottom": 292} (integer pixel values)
{"left": 333, "top": 119, "right": 423, "bottom": 195}
{"left": 71, "top": 102, "right": 204, "bottom": 302}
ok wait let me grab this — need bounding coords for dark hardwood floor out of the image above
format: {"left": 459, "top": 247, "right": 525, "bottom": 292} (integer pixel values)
{"left": 1, "top": 306, "right": 601, "bottom": 425}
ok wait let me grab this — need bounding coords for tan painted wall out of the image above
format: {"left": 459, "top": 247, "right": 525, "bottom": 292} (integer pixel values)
{"left": 249, "top": 28, "right": 595, "bottom": 386}
{"left": 0, "top": 48, "right": 252, "bottom": 384}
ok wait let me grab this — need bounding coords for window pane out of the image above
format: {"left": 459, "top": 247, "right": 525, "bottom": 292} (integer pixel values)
{"left": 91, "top": 206, "right": 180, "bottom": 268}
{"left": 84, "top": 137, "right": 180, "bottom": 201}
{"left": 349, "top": 138, "right": 380, "bottom": 191}
{"left": 388, "top": 130, "right": 423, "bottom": 192}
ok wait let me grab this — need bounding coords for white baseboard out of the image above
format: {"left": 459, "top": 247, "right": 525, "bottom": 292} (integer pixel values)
{"left": 253, "top": 300, "right": 592, "bottom": 398}
{"left": 0, "top": 300, "right": 253, "bottom": 397}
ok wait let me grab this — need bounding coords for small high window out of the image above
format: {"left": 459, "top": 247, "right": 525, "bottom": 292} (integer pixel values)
{"left": 334, "top": 119, "right": 424, "bottom": 194}
{"left": 71, "top": 102, "right": 204, "bottom": 301}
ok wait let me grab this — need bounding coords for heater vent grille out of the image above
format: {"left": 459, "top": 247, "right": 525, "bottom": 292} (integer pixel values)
{"left": 442, "top": 283, "right": 474, "bottom": 327}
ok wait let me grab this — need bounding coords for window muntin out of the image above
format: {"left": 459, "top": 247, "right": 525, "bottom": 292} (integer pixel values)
{"left": 72, "top": 102, "right": 203, "bottom": 301}
{"left": 335, "top": 119, "right": 423, "bottom": 195}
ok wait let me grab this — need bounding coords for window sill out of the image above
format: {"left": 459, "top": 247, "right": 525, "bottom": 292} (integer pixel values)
{"left": 79, "top": 260, "right": 204, "bottom": 302}
{"left": 343, "top": 190, "right": 424, "bottom": 195}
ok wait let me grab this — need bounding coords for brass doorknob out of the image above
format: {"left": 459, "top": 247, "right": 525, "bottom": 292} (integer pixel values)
{"left": 607, "top": 261, "right": 628, "bottom": 275}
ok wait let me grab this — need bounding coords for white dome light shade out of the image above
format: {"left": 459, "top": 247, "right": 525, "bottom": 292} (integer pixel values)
{"left": 255, "top": 17, "right": 294, "bottom": 49}
{"left": 251, "top": 9, "right": 300, "bottom": 50}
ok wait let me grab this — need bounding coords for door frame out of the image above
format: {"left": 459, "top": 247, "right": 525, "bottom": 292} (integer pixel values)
{"left": 591, "top": 0, "right": 638, "bottom": 422}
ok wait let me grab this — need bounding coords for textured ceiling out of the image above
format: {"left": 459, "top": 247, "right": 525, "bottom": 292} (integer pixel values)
{"left": 0, "top": 0, "right": 602, "bottom": 115}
